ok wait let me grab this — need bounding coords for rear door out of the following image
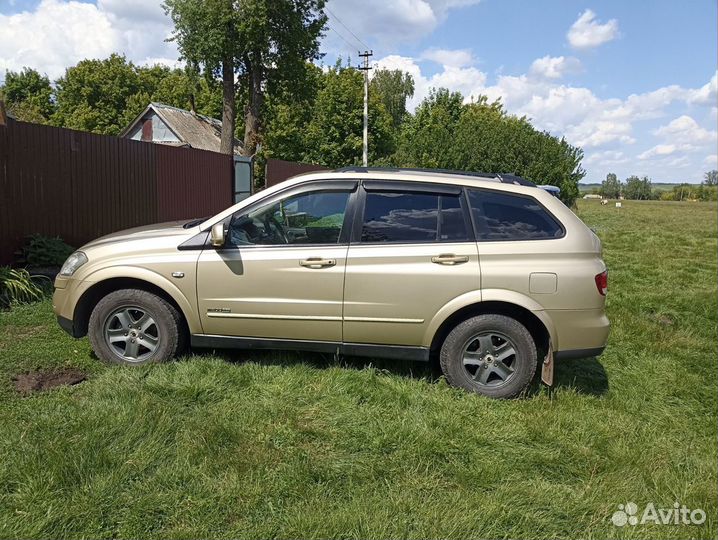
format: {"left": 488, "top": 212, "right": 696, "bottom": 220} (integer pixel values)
{"left": 196, "top": 181, "right": 357, "bottom": 342}
{"left": 342, "top": 180, "right": 481, "bottom": 346}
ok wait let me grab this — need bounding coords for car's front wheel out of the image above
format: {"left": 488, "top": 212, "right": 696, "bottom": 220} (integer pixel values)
{"left": 88, "top": 289, "right": 185, "bottom": 365}
{"left": 440, "top": 314, "right": 537, "bottom": 398}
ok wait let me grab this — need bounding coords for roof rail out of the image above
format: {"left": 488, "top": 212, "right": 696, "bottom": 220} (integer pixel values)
{"left": 334, "top": 166, "right": 536, "bottom": 187}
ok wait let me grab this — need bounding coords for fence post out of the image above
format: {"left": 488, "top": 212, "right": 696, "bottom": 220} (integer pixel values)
{"left": 0, "top": 100, "right": 7, "bottom": 126}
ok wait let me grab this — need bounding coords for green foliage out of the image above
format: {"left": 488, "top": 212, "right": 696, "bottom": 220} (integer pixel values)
{"left": 668, "top": 182, "right": 718, "bottom": 202}
{"left": 392, "top": 90, "right": 585, "bottom": 205}
{"left": 370, "top": 68, "right": 415, "bottom": 128}
{"left": 623, "top": 175, "right": 653, "bottom": 200}
{"left": 51, "top": 55, "right": 221, "bottom": 135}
{"left": 302, "top": 63, "right": 394, "bottom": 167}
{"left": 0, "top": 67, "right": 55, "bottom": 123}
{"left": 23, "top": 235, "right": 75, "bottom": 268}
{"left": 163, "top": 0, "right": 327, "bottom": 155}
{"left": 704, "top": 169, "right": 718, "bottom": 186}
{"left": 600, "top": 173, "right": 622, "bottom": 199}
{"left": 0, "top": 267, "right": 44, "bottom": 308}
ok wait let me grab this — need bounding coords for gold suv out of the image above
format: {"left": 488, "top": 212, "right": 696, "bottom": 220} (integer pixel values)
{"left": 54, "top": 168, "right": 609, "bottom": 398}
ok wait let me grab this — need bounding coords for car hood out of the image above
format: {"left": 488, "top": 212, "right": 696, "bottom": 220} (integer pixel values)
{"left": 82, "top": 221, "right": 194, "bottom": 249}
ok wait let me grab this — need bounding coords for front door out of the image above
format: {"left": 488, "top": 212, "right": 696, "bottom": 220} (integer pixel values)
{"left": 343, "top": 181, "right": 481, "bottom": 346}
{"left": 196, "top": 182, "right": 356, "bottom": 342}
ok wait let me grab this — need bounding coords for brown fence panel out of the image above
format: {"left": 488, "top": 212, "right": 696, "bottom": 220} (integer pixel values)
{"left": 0, "top": 119, "right": 233, "bottom": 265}
{"left": 155, "top": 144, "right": 233, "bottom": 222}
{"left": 265, "top": 158, "right": 328, "bottom": 188}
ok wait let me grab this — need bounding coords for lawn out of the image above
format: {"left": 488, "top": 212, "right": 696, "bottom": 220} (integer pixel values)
{"left": 0, "top": 200, "right": 716, "bottom": 540}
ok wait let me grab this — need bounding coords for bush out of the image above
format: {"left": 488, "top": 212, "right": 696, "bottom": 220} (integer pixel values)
{"left": 23, "top": 235, "right": 74, "bottom": 268}
{"left": 0, "top": 267, "right": 45, "bottom": 308}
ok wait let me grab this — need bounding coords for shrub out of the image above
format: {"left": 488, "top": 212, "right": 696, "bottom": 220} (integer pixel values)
{"left": 23, "top": 235, "right": 74, "bottom": 268}
{"left": 0, "top": 267, "right": 45, "bottom": 308}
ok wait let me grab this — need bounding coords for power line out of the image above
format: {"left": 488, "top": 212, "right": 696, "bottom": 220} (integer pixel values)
{"left": 327, "top": 24, "right": 363, "bottom": 55}
{"left": 325, "top": 6, "right": 370, "bottom": 50}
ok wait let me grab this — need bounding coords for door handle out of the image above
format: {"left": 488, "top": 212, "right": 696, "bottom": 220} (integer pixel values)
{"left": 431, "top": 254, "right": 469, "bottom": 265}
{"left": 299, "top": 257, "right": 336, "bottom": 269}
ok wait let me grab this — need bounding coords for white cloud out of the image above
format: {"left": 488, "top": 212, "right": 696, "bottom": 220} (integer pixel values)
{"left": 638, "top": 144, "right": 678, "bottom": 160}
{"left": 654, "top": 115, "right": 717, "bottom": 145}
{"left": 529, "top": 55, "right": 581, "bottom": 80}
{"left": 0, "top": 0, "right": 177, "bottom": 80}
{"left": 688, "top": 72, "right": 718, "bottom": 106}
{"left": 567, "top": 9, "right": 619, "bottom": 49}
{"left": 421, "top": 48, "right": 476, "bottom": 68}
{"left": 324, "top": 0, "right": 480, "bottom": 52}
{"left": 703, "top": 154, "right": 718, "bottom": 167}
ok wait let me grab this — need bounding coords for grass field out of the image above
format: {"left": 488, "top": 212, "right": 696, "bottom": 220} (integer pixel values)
{"left": 0, "top": 200, "right": 716, "bottom": 539}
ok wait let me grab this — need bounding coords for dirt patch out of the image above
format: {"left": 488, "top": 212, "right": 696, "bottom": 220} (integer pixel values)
{"left": 12, "top": 369, "right": 87, "bottom": 395}
{"left": 655, "top": 313, "right": 675, "bottom": 327}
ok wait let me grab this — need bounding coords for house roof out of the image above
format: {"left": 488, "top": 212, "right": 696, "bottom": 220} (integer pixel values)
{"left": 120, "top": 102, "right": 244, "bottom": 155}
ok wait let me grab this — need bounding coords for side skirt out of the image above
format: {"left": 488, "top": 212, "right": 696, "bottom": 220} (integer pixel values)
{"left": 190, "top": 334, "right": 430, "bottom": 362}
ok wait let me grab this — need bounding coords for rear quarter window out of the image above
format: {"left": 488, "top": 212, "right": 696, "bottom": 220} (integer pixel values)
{"left": 467, "top": 189, "right": 564, "bottom": 241}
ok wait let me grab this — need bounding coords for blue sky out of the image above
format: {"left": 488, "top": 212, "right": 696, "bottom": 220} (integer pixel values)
{"left": 1, "top": 0, "right": 716, "bottom": 182}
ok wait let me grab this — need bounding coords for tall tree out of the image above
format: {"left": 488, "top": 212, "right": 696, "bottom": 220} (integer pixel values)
{"left": 164, "top": 0, "right": 327, "bottom": 156}
{"left": 0, "top": 68, "right": 55, "bottom": 123}
{"left": 370, "top": 69, "right": 414, "bottom": 128}
{"left": 600, "top": 173, "right": 622, "bottom": 199}
{"left": 302, "top": 63, "right": 394, "bottom": 167}
{"left": 623, "top": 175, "right": 652, "bottom": 200}
{"left": 53, "top": 54, "right": 144, "bottom": 135}
{"left": 704, "top": 170, "right": 718, "bottom": 186}
{"left": 393, "top": 90, "right": 585, "bottom": 205}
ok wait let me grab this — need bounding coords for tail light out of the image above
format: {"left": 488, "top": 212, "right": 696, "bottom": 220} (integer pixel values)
{"left": 595, "top": 270, "right": 608, "bottom": 296}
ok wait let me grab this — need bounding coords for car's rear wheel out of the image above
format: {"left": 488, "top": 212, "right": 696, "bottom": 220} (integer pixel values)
{"left": 88, "top": 289, "right": 185, "bottom": 365}
{"left": 440, "top": 314, "right": 537, "bottom": 398}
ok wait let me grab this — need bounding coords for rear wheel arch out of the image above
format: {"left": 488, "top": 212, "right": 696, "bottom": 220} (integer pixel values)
{"left": 73, "top": 277, "right": 192, "bottom": 338}
{"left": 429, "top": 300, "right": 552, "bottom": 359}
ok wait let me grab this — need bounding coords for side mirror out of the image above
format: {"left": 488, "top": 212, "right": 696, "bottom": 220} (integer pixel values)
{"left": 210, "top": 223, "right": 226, "bottom": 248}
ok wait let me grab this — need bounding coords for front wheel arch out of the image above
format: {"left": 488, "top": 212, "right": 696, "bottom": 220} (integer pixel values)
{"left": 73, "top": 277, "right": 191, "bottom": 339}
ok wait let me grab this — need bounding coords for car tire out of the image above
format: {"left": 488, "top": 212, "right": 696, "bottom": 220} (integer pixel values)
{"left": 88, "top": 288, "right": 185, "bottom": 366}
{"left": 440, "top": 314, "right": 537, "bottom": 398}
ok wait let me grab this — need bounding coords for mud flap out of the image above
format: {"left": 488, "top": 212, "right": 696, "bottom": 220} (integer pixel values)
{"left": 541, "top": 342, "right": 554, "bottom": 386}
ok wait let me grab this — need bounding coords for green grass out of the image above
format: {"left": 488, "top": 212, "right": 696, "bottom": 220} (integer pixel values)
{"left": 0, "top": 200, "right": 716, "bottom": 540}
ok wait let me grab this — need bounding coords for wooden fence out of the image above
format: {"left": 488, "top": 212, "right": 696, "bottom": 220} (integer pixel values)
{"left": 0, "top": 118, "right": 233, "bottom": 264}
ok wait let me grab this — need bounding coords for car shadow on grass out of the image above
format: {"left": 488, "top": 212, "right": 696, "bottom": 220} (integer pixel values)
{"left": 196, "top": 347, "right": 609, "bottom": 397}
{"left": 540, "top": 356, "right": 610, "bottom": 396}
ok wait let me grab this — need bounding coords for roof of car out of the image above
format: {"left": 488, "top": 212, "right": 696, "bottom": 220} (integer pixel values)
{"left": 333, "top": 167, "right": 536, "bottom": 187}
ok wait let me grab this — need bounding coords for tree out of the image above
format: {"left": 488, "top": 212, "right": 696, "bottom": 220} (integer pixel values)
{"left": 600, "top": 173, "right": 622, "bottom": 199}
{"left": 623, "top": 175, "right": 653, "bottom": 200}
{"left": 704, "top": 170, "right": 718, "bottom": 186}
{"left": 0, "top": 68, "right": 55, "bottom": 123}
{"left": 302, "top": 63, "right": 394, "bottom": 167}
{"left": 164, "top": 0, "right": 327, "bottom": 156}
{"left": 392, "top": 90, "right": 585, "bottom": 205}
{"left": 370, "top": 69, "right": 414, "bottom": 128}
{"left": 53, "top": 54, "right": 145, "bottom": 135}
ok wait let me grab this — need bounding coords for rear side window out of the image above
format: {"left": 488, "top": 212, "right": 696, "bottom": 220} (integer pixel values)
{"left": 361, "top": 191, "right": 470, "bottom": 243}
{"left": 468, "top": 189, "right": 564, "bottom": 241}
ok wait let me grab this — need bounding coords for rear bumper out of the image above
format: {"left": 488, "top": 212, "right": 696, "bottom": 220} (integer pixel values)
{"left": 546, "top": 308, "right": 610, "bottom": 353}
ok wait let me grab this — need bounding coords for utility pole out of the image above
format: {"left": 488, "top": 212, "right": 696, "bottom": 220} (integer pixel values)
{"left": 358, "top": 50, "right": 373, "bottom": 167}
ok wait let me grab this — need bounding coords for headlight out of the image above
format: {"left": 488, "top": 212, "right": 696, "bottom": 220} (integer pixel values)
{"left": 59, "top": 251, "right": 88, "bottom": 277}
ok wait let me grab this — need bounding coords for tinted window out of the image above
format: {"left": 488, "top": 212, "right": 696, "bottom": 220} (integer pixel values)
{"left": 468, "top": 189, "right": 563, "bottom": 241}
{"left": 229, "top": 190, "right": 350, "bottom": 245}
{"left": 360, "top": 191, "right": 469, "bottom": 243}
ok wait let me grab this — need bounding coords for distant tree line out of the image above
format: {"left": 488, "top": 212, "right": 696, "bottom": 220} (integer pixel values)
{"left": 597, "top": 171, "right": 718, "bottom": 201}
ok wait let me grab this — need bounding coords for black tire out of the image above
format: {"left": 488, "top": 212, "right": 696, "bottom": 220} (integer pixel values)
{"left": 88, "top": 288, "right": 185, "bottom": 366}
{"left": 440, "top": 314, "right": 537, "bottom": 399}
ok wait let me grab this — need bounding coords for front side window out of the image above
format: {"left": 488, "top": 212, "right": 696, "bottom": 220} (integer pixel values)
{"left": 468, "top": 189, "right": 564, "bottom": 241}
{"left": 228, "top": 190, "right": 350, "bottom": 245}
{"left": 360, "top": 191, "right": 470, "bottom": 243}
